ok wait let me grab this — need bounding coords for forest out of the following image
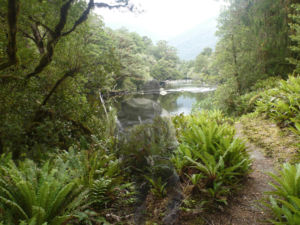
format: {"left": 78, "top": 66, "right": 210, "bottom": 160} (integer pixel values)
{"left": 0, "top": 0, "right": 299, "bottom": 224}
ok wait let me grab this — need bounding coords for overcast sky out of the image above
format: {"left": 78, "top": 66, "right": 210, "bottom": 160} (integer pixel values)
{"left": 95, "top": 0, "right": 225, "bottom": 41}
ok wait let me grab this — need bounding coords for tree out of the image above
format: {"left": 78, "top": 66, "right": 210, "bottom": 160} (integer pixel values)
{"left": 215, "top": 0, "right": 293, "bottom": 93}
{"left": 288, "top": 3, "right": 300, "bottom": 74}
{"left": 0, "top": 0, "right": 134, "bottom": 158}
{"left": 194, "top": 52, "right": 209, "bottom": 74}
{"left": 201, "top": 47, "right": 213, "bottom": 57}
{"left": 0, "top": 0, "right": 133, "bottom": 77}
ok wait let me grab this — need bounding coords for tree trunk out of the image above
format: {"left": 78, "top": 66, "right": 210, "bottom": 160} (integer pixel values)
{"left": 231, "top": 34, "right": 241, "bottom": 93}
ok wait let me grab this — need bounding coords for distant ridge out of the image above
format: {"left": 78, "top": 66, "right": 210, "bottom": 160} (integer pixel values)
{"left": 169, "top": 18, "right": 218, "bottom": 60}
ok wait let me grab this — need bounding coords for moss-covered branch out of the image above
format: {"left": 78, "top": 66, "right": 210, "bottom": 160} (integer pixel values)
{"left": 41, "top": 68, "right": 79, "bottom": 106}
{"left": 25, "top": 0, "right": 74, "bottom": 79}
{"left": 62, "top": 0, "right": 94, "bottom": 36}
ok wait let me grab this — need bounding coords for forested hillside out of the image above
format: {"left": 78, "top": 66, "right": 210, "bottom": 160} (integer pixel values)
{"left": 184, "top": 0, "right": 299, "bottom": 115}
{"left": 0, "top": 0, "right": 299, "bottom": 225}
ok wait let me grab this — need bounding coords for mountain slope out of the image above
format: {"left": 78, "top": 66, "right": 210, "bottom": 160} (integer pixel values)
{"left": 169, "top": 18, "right": 218, "bottom": 60}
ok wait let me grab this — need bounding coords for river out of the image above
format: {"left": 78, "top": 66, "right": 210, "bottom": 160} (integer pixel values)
{"left": 158, "top": 81, "right": 215, "bottom": 115}
{"left": 115, "top": 80, "right": 215, "bottom": 128}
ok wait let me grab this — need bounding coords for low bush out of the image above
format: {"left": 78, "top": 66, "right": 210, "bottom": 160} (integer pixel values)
{"left": 0, "top": 159, "right": 85, "bottom": 225}
{"left": 55, "top": 148, "right": 136, "bottom": 209}
{"left": 172, "top": 110, "right": 251, "bottom": 207}
{"left": 118, "top": 116, "right": 177, "bottom": 179}
{"left": 263, "top": 163, "right": 300, "bottom": 224}
{"left": 256, "top": 76, "right": 300, "bottom": 129}
{"left": 0, "top": 148, "right": 135, "bottom": 225}
{"left": 193, "top": 77, "right": 281, "bottom": 116}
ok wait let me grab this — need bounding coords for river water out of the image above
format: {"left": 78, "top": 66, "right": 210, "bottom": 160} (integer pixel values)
{"left": 158, "top": 81, "right": 215, "bottom": 115}
{"left": 115, "top": 81, "right": 215, "bottom": 127}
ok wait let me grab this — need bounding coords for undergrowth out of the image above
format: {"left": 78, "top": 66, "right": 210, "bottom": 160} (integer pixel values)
{"left": 0, "top": 147, "right": 135, "bottom": 225}
{"left": 172, "top": 110, "right": 251, "bottom": 211}
{"left": 256, "top": 76, "right": 300, "bottom": 130}
{"left": 263, "top": 163, "right": 300, "bottom": 224}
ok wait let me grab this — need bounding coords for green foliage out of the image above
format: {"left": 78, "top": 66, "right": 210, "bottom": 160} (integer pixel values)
{"left": 229, "top": 77, "right": 282, "bottom": 115}
{"left": 0, "top": 2, "right": 118, "bottom": 158}
{"left": 145, "top": 176, "right": 167, "bottom": 199}
{"left": 263, "top": 163, "right": 300, "bottom": 224}
{"left": 0, "top": 159, "right": 85, "bottom": 225}
{"left": 54, "top": 148, "right": 136, "bottom": 210}
{"left": 119, "top": 116, "right": 177, "bottom": 174}
{"left": 288, "top": 3, "right": 300, "bottom": 74}
{"left": 109, "top": 29, "right": 182, "bottom": 90}
{"left": 118, "top": 116, "right": 178, "bottom": 203}
{"left": 172, "top": 111, "right": 251, "bottom": 206}
{"left": 218, "top": 0, "right": 292, "bottom": 86}
{"left": 202, "top": 0, "right": 296, "bottom": 115}
{"left": 195, "top": 76, "right": 284, "bottom": 116}
{"left": 256, "top": 76, "right": 300, "bottom": 129}
{"left": 0, "top": 148, "right": 136, "bottom": 225}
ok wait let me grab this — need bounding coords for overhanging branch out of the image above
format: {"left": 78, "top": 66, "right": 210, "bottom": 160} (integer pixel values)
{"left": 62, "top": 0, "right": 94, "bottom": 36}
{"left": 94, "top": 1, "right": 128, "bottom": 9}
{"left": 25, "top": 0, "right": 134, "bottom": 79}
{"left": 25, "top": 0, "right": 75, "bottom": 79}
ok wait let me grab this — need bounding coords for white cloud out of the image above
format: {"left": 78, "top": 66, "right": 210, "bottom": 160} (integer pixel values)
{"left": 95, "top": 0, "right": 224, "bottom": 40}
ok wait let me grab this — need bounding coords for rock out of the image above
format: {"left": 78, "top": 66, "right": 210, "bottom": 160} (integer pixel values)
{"left": 143, "top": 79, "right": 160, "bottom": 94}
{"left": 118, "top": 98, "right": 163, "bottom": 127}
{"left": 143, "top": 79, "right": 160, "bottom": 101}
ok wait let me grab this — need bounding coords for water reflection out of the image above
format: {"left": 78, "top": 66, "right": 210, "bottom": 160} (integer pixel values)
{"left": 116, "top": 81, "right": 215, "bottom": 125}
{"left": 158, "top": 84, "right": 215, "bottom": 115}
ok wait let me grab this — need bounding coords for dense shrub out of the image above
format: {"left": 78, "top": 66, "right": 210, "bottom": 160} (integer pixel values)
{"left": 172, "top": 110, "right": 251, "bottom": 207}
{"left": 0, "top": 148, "right": 135, "bottom": 225}
{"left": 119, "top": 116, "right": 177, "bottom": 176}
{"left": 256, "top": 76, "right": 300, "bottom": 129}
{"left": 55, "top": 148, "right": 135, "bottom": 210}
{"left": 263, "top": 163, "right": 300, "bottom": 224}
{"left": 193, "top": 77, "right": 281, "bottom": 116}
{"left": 0, "top": 158, "right": 85, "bottom": 225}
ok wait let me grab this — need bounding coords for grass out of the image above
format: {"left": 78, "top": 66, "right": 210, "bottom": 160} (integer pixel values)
{"left": 240, "top": 115, "right": 299, "bottom": 163}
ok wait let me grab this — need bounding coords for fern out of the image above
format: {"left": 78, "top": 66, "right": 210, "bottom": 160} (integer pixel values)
{"left": 264, "top": 163, "right": 300, "bottom": 224}
{"left": 0, "top": 159, "right": 85, "bottom": 225}
{"left": 172, "top": 111, "right": 250, "bottom": 206}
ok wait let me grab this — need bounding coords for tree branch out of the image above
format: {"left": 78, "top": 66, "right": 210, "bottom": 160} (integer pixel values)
{"left": 0, "top": 0, "right": 20, "bottom": 71}
{"left": 94, "top": 1, "right": 129, "bottom": 9}
{"left": 25, "top": 0, "right": 75, "bottom": 79}
{"left": 19, "top": 28, "right": 35, "bottom": 42}
{"left": 62, "top": 0, "right": 94, "bottom": 36}
{"left": 28, "top": 16, "right": 54, "bottom": 37}
{"left": 25, "top": 0, "right": 134, "bottom": 80}
{"left": 30, "top": 23, "right": 45, "bottom": 54}
{"left": 41, "top": 68, "right": 79, "bottom": 106}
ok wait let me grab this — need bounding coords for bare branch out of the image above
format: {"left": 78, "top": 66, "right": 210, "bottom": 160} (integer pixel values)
{"left": 25, "top": 0, "right": 135, "bottom": 79}
{"left": 0, "top": 74, "right": 24, "bottom": 80}
{"left": 21, "top": 24, "right": 45, "bottom": 55}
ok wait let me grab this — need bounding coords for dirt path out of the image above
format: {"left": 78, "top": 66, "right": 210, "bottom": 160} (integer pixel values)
{"left": 203, "top": 122, "right": 276, "bottom": 225}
